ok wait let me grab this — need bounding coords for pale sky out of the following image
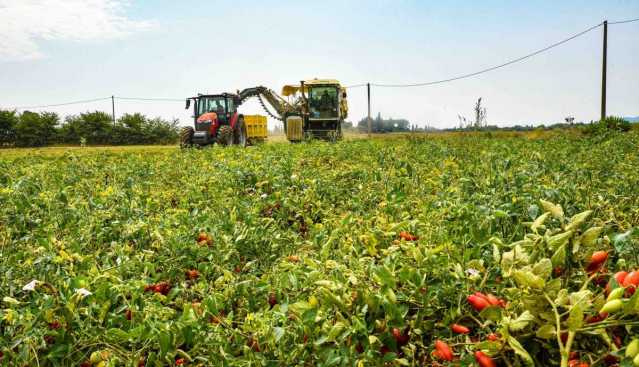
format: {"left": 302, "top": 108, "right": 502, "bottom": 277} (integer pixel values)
{"left": 0, "top": 0, "right": 637, "bottom": 129}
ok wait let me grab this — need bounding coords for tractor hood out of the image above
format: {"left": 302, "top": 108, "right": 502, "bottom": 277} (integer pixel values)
{"left": 197, "top": 112, "right": 217, "bottom": 123}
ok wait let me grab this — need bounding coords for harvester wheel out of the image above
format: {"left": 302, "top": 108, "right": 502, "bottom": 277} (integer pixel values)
{"left": 180, "top": 126, "right": 194, "bottom": 148}
{"left": 234, "top": 117, "right": 248, "bottom": 147}
{"left": 217, "top": 125, "right": 234, "bottom": 146}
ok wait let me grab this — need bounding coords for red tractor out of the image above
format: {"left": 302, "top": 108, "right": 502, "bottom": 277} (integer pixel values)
{"left": 181, "top": 93, "right": 248, "bottom": 147}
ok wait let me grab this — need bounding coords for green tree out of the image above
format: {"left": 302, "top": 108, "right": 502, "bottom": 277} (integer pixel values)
{"left": 62, "top": 111, "right": 113, "bottom": 144}
{"left": 0, "top": 109, "right": 18, "bottom": 146}
{"left": 14, "top": 111, "right": 59, "bottom": 147}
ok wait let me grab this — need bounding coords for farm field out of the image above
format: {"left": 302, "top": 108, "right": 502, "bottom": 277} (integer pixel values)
{"left": 1, "top": 131, "right": 639, "bottom": 366}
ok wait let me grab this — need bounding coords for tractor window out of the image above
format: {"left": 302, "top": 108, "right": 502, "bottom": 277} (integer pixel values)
{"left": 308, "top": 86, "right": 338, "bottom": 119}
{"left": 197, "top": 97, "right": 226, "bottom": 116}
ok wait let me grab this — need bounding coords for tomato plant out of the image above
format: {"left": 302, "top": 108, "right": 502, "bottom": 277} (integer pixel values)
{"left": 1, "top": 132, "right": 638, "bottom": 365}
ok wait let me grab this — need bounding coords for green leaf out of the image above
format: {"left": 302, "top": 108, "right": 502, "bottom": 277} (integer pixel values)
{"left": 540, "top": 199, "right": 564, "bottom": 220}
{"left": 508, "top": 335, "right": 534, "bottom": 366}
{"left": 551, "top": 245, "right": 566, "bottom": 267}
{"left": 273, "top": 327, "right": 285, "bottom": 342}
{"left": 612, "top": 229, "right": 638, "bottom": 254}
{"left": 375, "top": 266, "right": 396, "bottom": 288}
{"left": 565, "top": 210, "right": 592, "bottom": 231}
{"left": 158, "top": 331, "right": 171, "bottom": 357}
{"left": 567, "top": 303, "right": 584, "bottom": 331}
{"left": 509, "top": 311, "right": 535, "bottom": 331}
{"left": 513, "top": 269, "right": 545, "bottom": 289}
{"left": 535, "top": 324, "right": 556, "bottom": 339}
{"left": 580, "top": 226, "right": 603, "bottom": 247}
{"left": 532, "top": 258, "right": 552, "bottom": 279}
{"left": 501, "top": 245, "right": 530, "bottom": 276}
{"left": 624, "top": 287, "right": 639, "bottom": 314}
{"left": 2, "top": 297, "right": 20, "bottom": 305}
{"left": 547, "top": 231, "right": 573, "bottom": 251}
{"left": 531, "top": 212, "right": 550, "bottom": 233}
{"left": 328, "top": 322, "right": 345, "bottom": 341}
{"left": 106, "top": 328, "right": 130, "bottom": 342}
{"left": 480, "top": 306, "right": 503, "bottom": 322}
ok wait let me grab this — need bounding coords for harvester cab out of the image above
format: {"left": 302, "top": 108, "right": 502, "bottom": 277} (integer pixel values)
{"left": 182, "top": 93, "right": 247, "bottom": 147}
{"left": 281, "top": 79, "right": 348, "bottom": 141}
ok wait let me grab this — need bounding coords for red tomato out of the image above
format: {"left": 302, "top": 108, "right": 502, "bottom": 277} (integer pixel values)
{"left": 626, "top": 285, "right": 637, "bottom": 297}
{"left": 585, "top": 312, "right": 608, "bottom": 323}
{"left": 486, "top": 333, "right": 499, "bottom": 341}
{"left": 451, "top": 324, "right": 470, "bottom": 334}
{"left": 399, "top": 231, "right": 418, "bottom": 241}
{"left": 474, "top": 351, "right": 496, "bottom": 367}
{"left": 434, "top": 340, "right": 454, "bottom": 361}
{"left": 268, "top": 293, "right": 277, "bottom": 307}
{"left": 175, "top": 358, "right": 185, "bottom": 366}
{"left": 590, "top": 251, "right": 608, "bottom": 266}
{"left": 186, "top": 269, "right": 199, "bottom": 280}
{"left": 613, "top": 271, "right": 628, "bottom": 285}
{"left": 391, "top": 327, "right": 410, "bottom": 345}
{"left": 287, "top": 255, "right": 300, "bottom": 262}
{"left": 467, "top": 294, "right": 490, "bottom": 311}
{"left": 623, "top": 271, "right": 639, "bottom": 287}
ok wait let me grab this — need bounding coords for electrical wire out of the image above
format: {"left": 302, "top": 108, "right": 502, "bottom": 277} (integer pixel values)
{"left": 116, "top": 97, "right": 184, "bottom": 102}
{"left": 609, "top": 17, "right": 639, "bottom": 25}
{"left": 344, "top": 83, "right": 367, "bottom": 89}
{"left": 9, "top": 97, "right": 111, "bottom": 110}
{"left": 370, "top": 22, "right": 604, "bottom": 88}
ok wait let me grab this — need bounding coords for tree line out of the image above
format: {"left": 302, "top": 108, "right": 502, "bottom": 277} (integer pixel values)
{"left": 0, "top": 110, "right": 180, "bottom": 147}
{"left": 355, "top": 113, "right": 411, "bottom": 133}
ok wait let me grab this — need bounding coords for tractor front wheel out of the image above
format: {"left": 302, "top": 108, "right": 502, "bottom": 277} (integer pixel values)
{"left": 180, "top": 126, "right": 194, "bottom": 148}
{"left": 217, "top": 125, "right": 234, "bottom": 146}
{"left": 234, "top": 117, "right": 248, "bottom": 147}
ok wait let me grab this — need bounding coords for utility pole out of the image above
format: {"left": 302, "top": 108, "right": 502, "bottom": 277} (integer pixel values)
{"left": 367, "top": 83, "right": 371, "bottom": 138}
{"left": 111, "top": 95, "right": 116, "bottom": 126}
{"left": 601, "top": 20, "right": 607, "bottom": 121}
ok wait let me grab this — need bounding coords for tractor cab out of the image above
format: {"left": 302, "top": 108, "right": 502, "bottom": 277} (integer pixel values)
{"left": 186, "top": 93, "right": 239, "bottom": 125}
{"left": 185, "top": 93, "right": 242, "bottom": 145}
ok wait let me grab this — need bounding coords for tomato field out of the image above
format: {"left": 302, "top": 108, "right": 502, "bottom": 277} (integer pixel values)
{"left": 1, "top": 131, "right": 639, "bottom": 366}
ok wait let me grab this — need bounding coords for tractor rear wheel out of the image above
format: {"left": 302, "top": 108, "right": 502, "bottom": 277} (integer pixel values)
{"left": 234, "top": 117, "right": 248, "bottom": 147}
{"left": 217, "top": 125, "right": 234, "bottom": 146}
{"left": 180, "top": 126, "right": 194, "bottom": 148}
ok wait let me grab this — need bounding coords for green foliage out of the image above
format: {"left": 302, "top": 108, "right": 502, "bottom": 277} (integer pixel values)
{"left": 0, "top": 109, "right": 180, "bottom": 147}
{"left": 14, "top": 110, "right": 59, "bottom": 147}
{"left": 0, "top": 109, "right": 18, "bottom": 146}
{"left": 582, "top": 116, "right": 632, "bottom": 136}
{"left": 1, "top": 132, "right": 638, "bottom": 366}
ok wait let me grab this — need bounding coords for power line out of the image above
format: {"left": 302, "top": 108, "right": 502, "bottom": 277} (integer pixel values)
{"left": 9, "top": 97, "right": 111, "bottom": 110}
{"left": 116, "top": 96, "right": 184, "bottom": 102}
{"left": 344, "top": 83, "right": 367, "bottom": 89}
{"left": 609, "top": 17, "right": 639, "bottom": 25}
{"left": 370, "top": 22, "right": 604, "bottom": 87}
